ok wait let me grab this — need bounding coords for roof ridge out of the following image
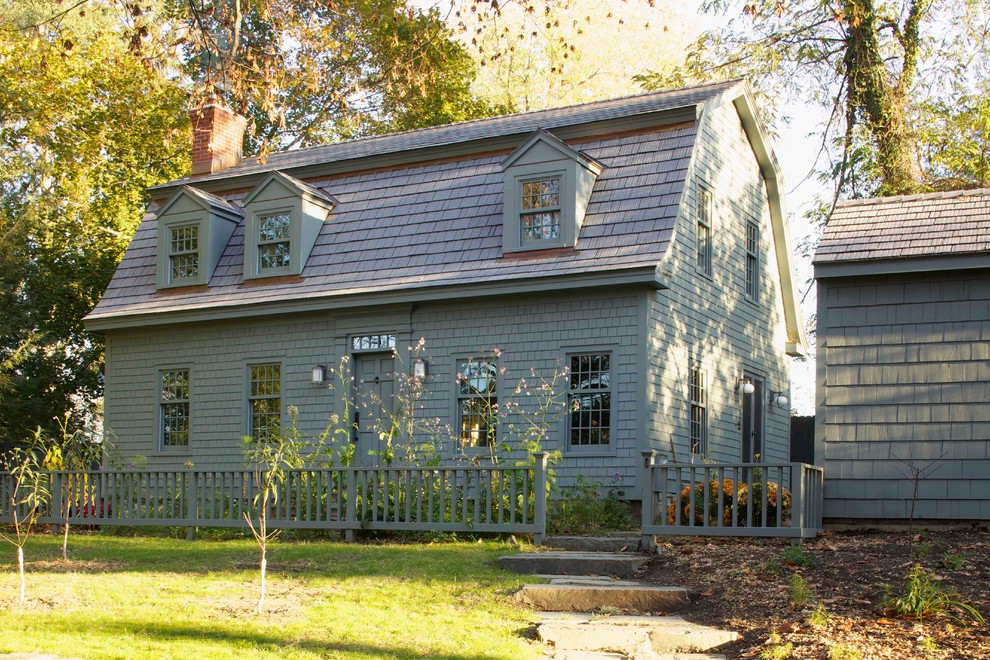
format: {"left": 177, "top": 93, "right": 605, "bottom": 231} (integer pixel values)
{"left": 240, "top": 79, "right": 743, "bottom": 163}
{"left": 835, "top": 186, "right": 990, "bottom": 208}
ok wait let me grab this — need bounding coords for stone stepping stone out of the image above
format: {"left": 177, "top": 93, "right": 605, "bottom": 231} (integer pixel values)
{"left": 515, "top": 583, "right": 690, "bottom": 613}
{"left": 546, "top": 536, "right": 642, "bottom": 552}
{"left": 537, "top": 613, "right": 737, "bottom": 656}
{"left": 497, "top": 551, "right": 647, "bottom": 577}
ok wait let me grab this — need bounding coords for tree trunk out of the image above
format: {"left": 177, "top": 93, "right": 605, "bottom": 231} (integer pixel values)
{"left": 843, "top": 0, "right": 926, "bottom": 195}
{"left": 18, "top": 545, "right": 25, "bottom": 602}
{"left": 62, "top": 519, "right": 69, "bottom": 561}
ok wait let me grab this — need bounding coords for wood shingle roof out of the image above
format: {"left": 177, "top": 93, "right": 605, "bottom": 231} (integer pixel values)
{"left": 815, "top": 188, "right": 990, "bottom": 266}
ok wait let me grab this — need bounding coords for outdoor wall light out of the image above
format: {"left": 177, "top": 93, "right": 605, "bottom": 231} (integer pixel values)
{"left": 311, "top": 365, "right": 327, "bottom": 384}
{"left": 770, "top": 390, "right": 789, "bottom": 409}
{"left": 413, "top": 358, "right": 427, "bottom": 379}
{"left": 735, "top": 377, "right": 755, "bottom": 395}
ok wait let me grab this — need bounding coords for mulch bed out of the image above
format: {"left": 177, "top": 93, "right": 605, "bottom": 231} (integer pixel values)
{"left": 640, "top": 527, "right": 990, "bottom": 659}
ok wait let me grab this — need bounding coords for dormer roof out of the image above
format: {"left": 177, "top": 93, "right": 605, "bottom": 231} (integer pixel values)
{"left": 501, "top": 129, "right": 603, "bottom": 174}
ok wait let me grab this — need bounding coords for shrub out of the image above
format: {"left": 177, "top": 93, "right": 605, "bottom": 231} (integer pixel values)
{"left": 665, "top": 477, "right": 792, "bottom": 527}
{"left": 782, "top": 545, "right": 814, "bottom": 568}
{"left": 666, "top": 479, "right": 737, "bottom": 526}
{"left": 547, "top": 476, "right": 636, "bottom": 536}
{"left": 885, "top": 564, "right": 985, "bottom": 624}
{"left": 790, "top": 573, "right": 812, "bottom": 610}
{"left": 737, "top": 480, "right": 792, "bottom": 526}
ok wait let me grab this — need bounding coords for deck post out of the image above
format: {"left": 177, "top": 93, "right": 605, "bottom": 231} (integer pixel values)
{"left": 640, "top": 450, "right": 656, "bottom": 553}
{"left": 532, "top": 453, "right": 548, "bottom": 546}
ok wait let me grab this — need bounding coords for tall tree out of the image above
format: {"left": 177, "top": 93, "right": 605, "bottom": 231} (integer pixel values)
{"left": 180, "top": 0, "right": 504, "bottom": 155}
{"left": 458, "top": 0, "right": 696, "bottom": 112}
{"left": 636, "top": 0, "right": 990, "bottom": 198}
{"left": 0, "top": 2, "right": 188, "bottom": 446}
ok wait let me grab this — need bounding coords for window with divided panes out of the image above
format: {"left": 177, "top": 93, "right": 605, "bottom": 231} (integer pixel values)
{"left": 249, "top": 364, "right": 281, "bottom": 441}
{"left": 689, "top": 364, "right": 707, "bottom": 455}
{"left": 160, "top": 369, "right": 190, "bottom": 448}
{"left": 696, "top": 187, "right": 712, "bottom": 276}
{"left": 457, "top": 359, "right": 497, "bottom": 448}
{"left": 258, "top": 213, "right": 291, "bottom": 271}
{"left": 568, "top": 352, "right": 611, "bottom": 447}
{"left": 520, "top": 177, "right": 561, "bottom": 242}
{"left": 745, "top": 219, "right": 759, "bottom": 300}
{"left": 168, "top": 226, "right": 199, "bottom": 282}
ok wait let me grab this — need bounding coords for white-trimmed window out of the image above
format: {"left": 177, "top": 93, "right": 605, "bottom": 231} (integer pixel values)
{"left": 689, "top": 364, "right": 707, "bottom": 455}
{"left": 696, "top": 187, "right": 712, "bottom": 276}
{"left": 520, "top": 177, "right": 561, "bottom": 243}
{"left": 568, "top": 352, "right": 611, "bottom": 448}
{"left": 168, "top": 226, "right": 200, "bottom": 282}
{"left": 249, "top": 364, "right": 281, "bottom": 441}
{"left": 745, "top": 219, "right": 760, "bottom": 300}
{"left": 160, "top": 369, "right": 190, "bottom": 448}
{"left": 457, "top": 358, "right": 498, "bottom": 448}
{"left": 258, "top": 212, "right": 291, "bottom": 272}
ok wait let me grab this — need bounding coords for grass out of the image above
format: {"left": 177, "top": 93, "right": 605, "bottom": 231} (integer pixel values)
{"left": 0, "top": 532, "right": 542, "bottom": 659}
{"left": 885, "top": 563, "right": 985, "bottom": 625}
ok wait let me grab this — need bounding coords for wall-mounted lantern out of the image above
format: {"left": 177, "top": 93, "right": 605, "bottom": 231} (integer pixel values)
{"left": 769, "top": 390, "right": 789, "bottom": 409}
{"left": 735, "top": 377, "right": 755, "bottom": 395}
{"left": 312, "top": 365, "right": 327, "bottom": 384}
{"left": 413, "top": 358, "right": 427, "bottom": 380}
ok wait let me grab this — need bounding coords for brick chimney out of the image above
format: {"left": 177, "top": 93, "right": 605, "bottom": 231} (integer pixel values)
{"left": 189, "top": 103, "right": 247, "bottom": 175}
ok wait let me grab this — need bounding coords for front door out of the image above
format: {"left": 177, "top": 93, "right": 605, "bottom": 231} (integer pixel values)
{"left": 741, "top": 375, "right": 764, "bottom": 463}
{"left": 354, "top": 352, "right": 395, "bottom": 466}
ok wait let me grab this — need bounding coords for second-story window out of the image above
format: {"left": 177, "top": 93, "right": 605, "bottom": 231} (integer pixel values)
{"left": 258, "top": 213, "right": 291, "bottom": 272}
{"left": 520, "top": 177, "right": 561, "bottom": 243}
{"left": 745, "top": 218, "right": 760, "bottom": 300}
{"left": 169, "top": 225, "right": 199, "bottom": 282}
{"left": 696, "top": 187, "right": 712, "bottom": 276}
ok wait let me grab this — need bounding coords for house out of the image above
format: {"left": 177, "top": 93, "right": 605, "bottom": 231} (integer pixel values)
{"left": 84, "top": 80, "right": 806, "bottom": 493}
{"left": 814, "top": 189, "right": 990, "bottom": 521}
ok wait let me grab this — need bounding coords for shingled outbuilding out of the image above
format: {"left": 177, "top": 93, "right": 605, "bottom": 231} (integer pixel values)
{"left": 86, "top": 81, "right": 806, "bottom": 493}
{"left": 815, "top": 188, "right": 990, "bottom": 520}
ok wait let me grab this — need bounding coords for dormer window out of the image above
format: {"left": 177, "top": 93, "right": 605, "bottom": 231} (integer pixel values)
{"left": 258, "top": 212, "right": 292, "bottom": 272}
{"left": 502, "top": 130, "right": 602, "bottom": 254}
{"left": 169, "top": 225, "right": 200, "bottom": 281}
{"left": 242, "top": 171, "right": 336, "bottom": 280}
{"left": 156, "top": 186, "right": 241, "bottom": 290}
{"left": 521, "top": 178, "right": 561, "bottom": 243}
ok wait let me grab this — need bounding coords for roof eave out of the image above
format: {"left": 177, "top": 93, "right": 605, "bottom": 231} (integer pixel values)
{"left": 814, "top": 252, "right": 990, "bottom": 279}
{"left": 84, "top": 266, "right": 668, "bottom": 331}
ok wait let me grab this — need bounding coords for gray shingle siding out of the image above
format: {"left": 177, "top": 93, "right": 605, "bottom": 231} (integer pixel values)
{"left": 817, "top": 269, "right": 990, "bottom": 519}
{"left": 646, "top": 103, "right": 792, "bottom": 463}
{"left": 104, "top": 290, "right": 644, "bottom": 489}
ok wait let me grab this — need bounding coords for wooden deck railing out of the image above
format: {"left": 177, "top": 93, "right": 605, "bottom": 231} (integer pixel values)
{"left": 0, "top": 453, "right": 549, "bottom": 544}
{"left": 640, "top": 451, "right": 823, "bottom": 541}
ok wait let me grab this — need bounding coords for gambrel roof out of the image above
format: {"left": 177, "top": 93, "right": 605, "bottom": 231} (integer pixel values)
{"left": 814, "top": 188, "right": 990, "bottom": 277}
{"left": 86, "top": 79, "right": 804, "bottom": 350}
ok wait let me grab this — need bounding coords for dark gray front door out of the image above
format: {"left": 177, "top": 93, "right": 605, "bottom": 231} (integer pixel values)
{"left": 354, "top": 352, "right": 395, "bottom": 466}
{"left": 741, "top": 375, "right": 764, "bottom": 463}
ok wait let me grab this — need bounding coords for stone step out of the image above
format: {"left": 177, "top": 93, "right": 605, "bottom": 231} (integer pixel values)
{"left": 546, "top": 536, "right": 643, "bottom": 552}
{"left": 538, "top": 613, "right": 736, "bottom": 656}
{"left": 497, "top": 552, "right": 647, "bottom": 577}
{"left": 514, "top": 584, "right": 691, "bottom": 613}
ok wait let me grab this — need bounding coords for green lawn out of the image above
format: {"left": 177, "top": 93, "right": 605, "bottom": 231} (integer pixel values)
{"left": 0, "top": 532, "right": 541, "bottom": 659}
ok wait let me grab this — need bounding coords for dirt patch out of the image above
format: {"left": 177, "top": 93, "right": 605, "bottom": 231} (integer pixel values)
{"left": 640, "top": 527, "right": 990, "bottom": 659}
{"left": 29, "top": 559, "right": 123, "bottom": 574}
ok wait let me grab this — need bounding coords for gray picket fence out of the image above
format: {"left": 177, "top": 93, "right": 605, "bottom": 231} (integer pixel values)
{"left": 0, "top": 453, "right": 549, "bottom": 544}
{"left": 639, "top": 450, "right": 824, "bottom": 540}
